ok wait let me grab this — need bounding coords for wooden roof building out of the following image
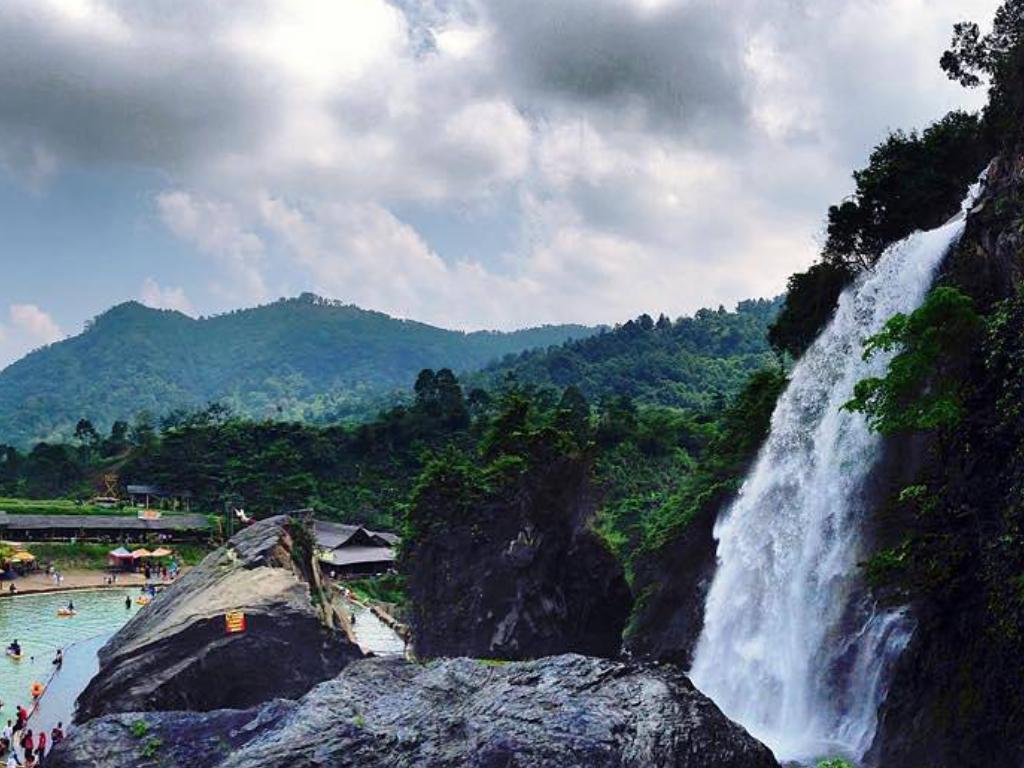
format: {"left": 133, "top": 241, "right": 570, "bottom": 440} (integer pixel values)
{"left": 0, "top": 512, "right": 211, "bottom": 542}
{"left": 313, "top": 519, "right": 398, "bottom": 577}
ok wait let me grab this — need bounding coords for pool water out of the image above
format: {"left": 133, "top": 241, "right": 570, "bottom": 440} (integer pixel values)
{"left": 0, "top": 590, "right": 140, "bottom": 719}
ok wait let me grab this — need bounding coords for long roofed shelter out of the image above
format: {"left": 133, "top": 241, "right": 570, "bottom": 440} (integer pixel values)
{"left": 0, "top": 512, "right": 211, "bottom": 542}
{"left": 126, "top": 484, "right": 193, "bottom": 512}
{"left": 313, "top": 519, "right": 398, "bottom": 578}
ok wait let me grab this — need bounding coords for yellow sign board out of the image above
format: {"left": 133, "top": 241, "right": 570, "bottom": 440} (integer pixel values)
{"left": 225, "top": 611, "right": 247, "bottom": 634}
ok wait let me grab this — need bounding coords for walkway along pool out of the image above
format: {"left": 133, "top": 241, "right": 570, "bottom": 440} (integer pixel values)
{"left": 0, "top": 589, "right": 140, "bottom": 729}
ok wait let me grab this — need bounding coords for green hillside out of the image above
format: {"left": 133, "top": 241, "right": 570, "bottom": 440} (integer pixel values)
{"left": 0, "top": 293, "right": 596, "bottom": 446}
{"left": 467, "top": 297, "right": 783, "bottom": 410}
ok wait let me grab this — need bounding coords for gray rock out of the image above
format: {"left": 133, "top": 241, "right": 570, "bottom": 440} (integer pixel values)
{"left": 74, "top": 516, "right": 362, "bottom": 721}
{"left": 404, "top": 453, "right": 633, "bottom": 661}
{"left": 51, "top": 654, "right": 779, "bottom": 768}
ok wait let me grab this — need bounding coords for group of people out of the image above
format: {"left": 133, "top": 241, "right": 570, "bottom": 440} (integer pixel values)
{"left": 1, "top": 715, "right": 64, "bottom": 767}
{"left": 0, "top": 643, "right": 70, "bottom": 766}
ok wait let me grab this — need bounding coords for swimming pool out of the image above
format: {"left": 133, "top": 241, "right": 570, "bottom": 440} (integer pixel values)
{"left": 0, "top": 589, "right": 140, "bottom": 720}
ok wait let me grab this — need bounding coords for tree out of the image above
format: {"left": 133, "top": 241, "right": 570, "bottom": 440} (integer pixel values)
{"left": 129, "top": 411, "right": 158, "bottom": 451}
{"left": 554, "top": 386, "right": 592, "bottom": 448}
{"left": 843, "top": 287, "right": 982, "bottom": 434}
{"left": 941, "top": 2, "right": 1024, "bottom": 88}
{"left": 103, "top": 420, "right": 130, "bottom": 457}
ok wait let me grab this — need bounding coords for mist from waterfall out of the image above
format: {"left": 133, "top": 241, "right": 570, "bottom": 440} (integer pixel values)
{"left": 689, "top": 178, "right": 985, "bottom": 763}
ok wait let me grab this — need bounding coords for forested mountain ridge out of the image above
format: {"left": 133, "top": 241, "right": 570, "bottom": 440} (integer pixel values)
{"left": 0, "top": 294, "right": 597, "bottom": 446}
{"left": 467, "top": 297, "right": 783, "bottom": 411}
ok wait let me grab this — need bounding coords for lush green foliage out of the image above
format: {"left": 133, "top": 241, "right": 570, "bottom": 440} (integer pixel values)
{"left": 768, "top": 261, "right": 853, "bottom": 359}
{"left": 468, "top": 299, "right": 782, "bottom": 412}
{"left": 636, "top": 368, "right": 788, "bottom": 556}
{"left": 824, "top": 112, "right": 987, "bottom": 269}
{"left": 941, "top": 0, "right": 1024, "bottom": 139}
{"left": 816, "top": 759, "right": 855, "bottom": 768}
{"left": 0, "top": 294, "right": 596, "bottom": 447}
{"left": 844, "top": 287, "right": 982, "bottom": 434}
{"left": 345, "top": 573, "right": 406, "bottom": 606}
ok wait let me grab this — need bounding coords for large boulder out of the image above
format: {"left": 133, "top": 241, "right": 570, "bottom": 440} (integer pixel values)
{"left": 75, "top": 515, "right": 362, "bottom": 721}
{"left": 404, "top": 451, "right": 632, "bottom": 660}
{"left": 50, "top": 654, "right": 780, "bottom": 768}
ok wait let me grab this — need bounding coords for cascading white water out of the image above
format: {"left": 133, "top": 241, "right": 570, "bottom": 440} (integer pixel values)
{"left": 690, "top": 177, "right": 986, "bottom": 764}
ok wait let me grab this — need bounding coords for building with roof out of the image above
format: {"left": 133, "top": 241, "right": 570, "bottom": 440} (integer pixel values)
{"left": 0, "top": 511, "right": 211, "bottom": 542}
{"left": 314, "top": 519, "right": 398, "bottom": 578}
{"left": 126, "top": 484, "right": 193, "bottom": 511}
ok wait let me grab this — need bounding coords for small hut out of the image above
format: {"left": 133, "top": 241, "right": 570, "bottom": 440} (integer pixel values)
{"left": 108, "top": 547, "right": 134, "bottom": 571}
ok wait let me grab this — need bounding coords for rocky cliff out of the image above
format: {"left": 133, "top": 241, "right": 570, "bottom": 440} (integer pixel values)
{"left": 75, "top": 516, "right": 362, "bottom": 721}
{"left": 51, "top": 654, "right": 779, "bottom": 768}
{"left": 865, "top": 144, "right": 1024, "bottom": 767}
{"left": 403, "top": 450, "right": 632, "bottom": 660}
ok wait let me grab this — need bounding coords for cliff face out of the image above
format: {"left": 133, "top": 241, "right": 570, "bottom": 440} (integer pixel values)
{"left": 51, "top": 654, "right": 780, "bottom": 768}
{"left": 75, "top": 516, "right": 362, "bottom": 721}
{"left": 403, "top": 453, "right": 632, "bottom": 660}
{"left": 867, "top": 145, "right": 1024, "bottom": 766}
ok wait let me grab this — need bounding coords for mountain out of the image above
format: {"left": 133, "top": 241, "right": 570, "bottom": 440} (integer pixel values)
{"left": 0, "top": 293, "right": 597, "bottom": 446}
{"left": 466, "top": 297, "right": 783, "bottom": 410}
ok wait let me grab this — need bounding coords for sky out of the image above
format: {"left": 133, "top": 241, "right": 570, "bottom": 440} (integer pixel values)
{"left": 0, "top": 0, "right": 1000, "bottom": 368}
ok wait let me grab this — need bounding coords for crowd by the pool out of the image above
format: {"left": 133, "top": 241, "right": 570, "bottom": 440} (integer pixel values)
{"left": 0, "top": 710, "right": 63, "bottom": 767}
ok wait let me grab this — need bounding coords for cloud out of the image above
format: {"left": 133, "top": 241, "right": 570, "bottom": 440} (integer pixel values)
{"left": 479, "top": 0, "right": 751, "bottom": 141}
{"left": 0, "top": 304, "right": 64, "bottom": 368}
{"left": 139, "top": 278, "right": 196, "bottom": 315}
{"left": 9, "top": 304, "right": 62, "bottom": 344}
{"left": 0, "top": 0, "right": 1001, "bottom": 335}
{"left": 156, "top": 191, "right": 268, "bottom": 303}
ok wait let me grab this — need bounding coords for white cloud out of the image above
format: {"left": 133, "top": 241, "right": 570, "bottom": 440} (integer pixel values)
{"left": 156, "top": 191, "right": 268, "bottom": 303}
{"left": 139, "top": 278, "right": 196, "bottom": 315}
{"left": 0, "top": 0, "right": 1004, "bottom": 332}
{"left": 9, "top": 304, "right": 62, "bottom": 344}
{"left": 0, "top": 304, "right": 64, "bottom": 368}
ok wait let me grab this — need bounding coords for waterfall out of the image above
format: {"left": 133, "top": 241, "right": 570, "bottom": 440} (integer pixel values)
{"left": 689, "top": 176, "right": 985, "bottom": 763}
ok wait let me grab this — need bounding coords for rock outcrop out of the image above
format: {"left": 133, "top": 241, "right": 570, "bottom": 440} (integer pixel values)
{"left": 404, "top": 451, "right": 632, "bottom": 660}
{"left": 75, "top": 515, "right": 362, "bottom": 721}
{"left": 867, "top": 106, "right": 1024, "bottom": 766}
{"left": 51, "top": 654, "right": 779, "bottom": 768}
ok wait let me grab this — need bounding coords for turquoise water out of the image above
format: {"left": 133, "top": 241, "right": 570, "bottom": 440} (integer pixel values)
{"left": 0, "top": 590, "right": 140, "bottom": 719}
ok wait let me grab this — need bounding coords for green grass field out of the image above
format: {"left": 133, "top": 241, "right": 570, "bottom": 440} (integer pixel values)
{"left": 0, "top": 497, "right": 203, "bottom": 517}
{"left": 0, "top": 497, "right": 138, "bottom": 516}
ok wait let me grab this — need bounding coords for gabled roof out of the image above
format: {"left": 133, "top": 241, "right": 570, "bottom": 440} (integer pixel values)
{"left": 319, "top": 546, "right": 395, "bottom": 567}
{"left": 313, "top": 519, "right": 399, "bottom": 551}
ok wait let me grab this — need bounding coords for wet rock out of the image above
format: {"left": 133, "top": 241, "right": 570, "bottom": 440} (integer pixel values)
{"left": 74, "top": 515, "right": 362, "bottom": 721}
{"left": 51, "top": 654, "right": 780, "bottom": 768}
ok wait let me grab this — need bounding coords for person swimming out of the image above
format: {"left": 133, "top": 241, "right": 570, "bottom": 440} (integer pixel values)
{"left": 66, "top": 599, "right": 74, "bottom": 612}
{"left": 7, "top": 641, "right": 20, "bottom": 656}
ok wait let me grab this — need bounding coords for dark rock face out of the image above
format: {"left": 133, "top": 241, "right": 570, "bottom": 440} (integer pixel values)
{"left": 623, "top": 491, "right": 720, "bottom": 665}
{"left": 404, "top": 453, "right": 632, "bottom": 660}
{"left": 75, "top": 516, "right": 362, "bottom": 721}
{"left": 867, "top": 144, "right": 1024, "bottom": 766}
{"left": 50, "top": 654, "right": 780, "bottom": 768}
